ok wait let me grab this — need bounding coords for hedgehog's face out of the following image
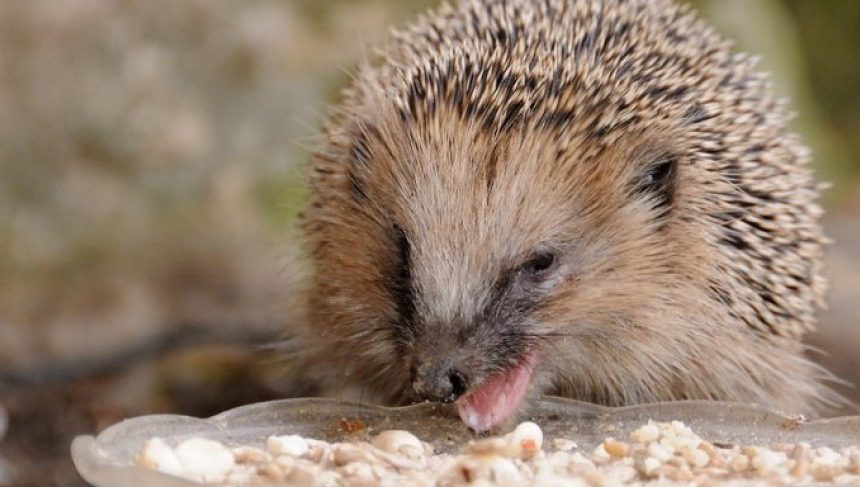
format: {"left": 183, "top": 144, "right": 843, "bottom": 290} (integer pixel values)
{"left": 310, "top": 107, "right": 703, "bottom": 432}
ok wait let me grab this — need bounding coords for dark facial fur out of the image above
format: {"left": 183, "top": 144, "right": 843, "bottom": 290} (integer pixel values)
{"left": 293, "top": 0, "right": 841, "bottom": 415}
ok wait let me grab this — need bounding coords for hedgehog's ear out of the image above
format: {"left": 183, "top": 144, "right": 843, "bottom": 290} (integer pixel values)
{"left": 634, "top": 151, "right": 678, "bottom": 214}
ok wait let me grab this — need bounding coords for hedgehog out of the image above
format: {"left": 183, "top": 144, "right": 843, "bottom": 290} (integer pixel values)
{"left": 291, "top": 0, "right": 838, "bottom": 432}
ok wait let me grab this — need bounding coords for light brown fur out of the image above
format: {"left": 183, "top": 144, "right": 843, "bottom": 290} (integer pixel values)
{"left": 291, "top": 0, "right": 841, "bottom": 416}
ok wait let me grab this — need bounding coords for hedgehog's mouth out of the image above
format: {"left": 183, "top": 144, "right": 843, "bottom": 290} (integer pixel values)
{"left": 455, "top": 352, "right": 536, "bottom": 433}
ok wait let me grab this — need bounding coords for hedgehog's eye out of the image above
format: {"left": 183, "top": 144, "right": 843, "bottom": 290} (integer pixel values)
{"left": 637, "top": 154, "right": 677, "bottom": 209}
{"left": 519, "top": 250, "right": 558, "bottom": 279}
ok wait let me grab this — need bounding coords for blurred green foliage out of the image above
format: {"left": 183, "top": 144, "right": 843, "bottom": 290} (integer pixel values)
{"left": 786, "top": 1, "right": 860, "bottom": 193}
{"left": 692, "top": 0, "right": 860, "bottom": 202}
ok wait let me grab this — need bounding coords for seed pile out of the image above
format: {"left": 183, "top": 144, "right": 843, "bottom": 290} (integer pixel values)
{"left": 135, "top": 421, "right": 860, "bottom": 485}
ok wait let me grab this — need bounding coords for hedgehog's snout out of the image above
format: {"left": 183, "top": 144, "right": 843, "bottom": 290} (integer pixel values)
{"left": 411, "top": 359, "right": 470, "bottom": 403}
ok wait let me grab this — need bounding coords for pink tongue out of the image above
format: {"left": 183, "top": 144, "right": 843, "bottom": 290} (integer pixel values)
{"left": 455, "top": 354, "right": 536, "bottom": 433}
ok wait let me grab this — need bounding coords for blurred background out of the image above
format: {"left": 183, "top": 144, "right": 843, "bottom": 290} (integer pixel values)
{"left": 0, "top": 0, "right": 857, "bottom": 485}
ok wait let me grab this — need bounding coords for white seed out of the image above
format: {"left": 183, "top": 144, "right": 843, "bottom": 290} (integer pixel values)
{"left": 232, "top": 447, "right": 270, "bottom": 464}
{"left": 267, "top": 435, "right": 310, "bottom": 457}
{"left": 135, "top": 437, "right": 185, "bottom": 478}
{"left": 699, "top": 441, "right": 717, "bottom": 458}
{"left": 630, "top": 423, "right": 660, "bottom": 444}
{"left": 592, "top": 443, "right": 610, "bottom": 460}
{"left": 224, "top": 464, "right": 257, "bottom": 484}
{"left": 814, "top": 446, "right": 843, "bottom": 467}
{"left": 730, "top": 453, "right": 750, "bottom": 472}
{"left": 341, "top": 461, "right": 376, "bottom": 483}
{"left": 646, "top": 442, "right": 673, "bottom": 462}
{"left": 681, "top": 447, "right": 710, "bottom": 468}
{"left": 332, "top": 443, "right": 372, "bottom": 466}
{"left": 568, "top": 452, "right": 597, "bottom": 469}
{"left": 304, "top": 445, "right": 325, "bottom": 463}
{"left": 486, "top": 456, "right": 524, "bottom": 486}
{"left": 604, "top": 464, "right": 638, "bottom": 483}
{"left": 640, "top": 456, "right": 661, "bottom": 475}
{"left": 506, "top": 421, "right": 543, "bottom": 458}
{"left": 174, "top": 437, "right": 235, "bottom": 483}
{"left": 286, "top": 463, "right": 317, "bottom": 485}
{"left": 603, "top": 438, "right": 630, "bottom": 458}
{"left": 372, "top": 430, "right": 423, "bottom": 455}
{"left": 669, "top": 421, "right": 693, "bottom": 436}
{"left": 662, "top": 433, "right": 700, "bottom": 451}
{"left": 258, "top": 462, "right": 287, "bottom": 481}
{"left": 790, "top": 442, "right": 810, "bottom": 478}
{"left": 812, "top": 463, "right": 842, "bottom": 482}
{"left": 657, "top": 464, "right": 693, "bottom": 482}
{"left": 749, "top": 447, "right": 786, "bottom": 473}
{"left": 451, "top": 454, "right": 524, "bottom": 487}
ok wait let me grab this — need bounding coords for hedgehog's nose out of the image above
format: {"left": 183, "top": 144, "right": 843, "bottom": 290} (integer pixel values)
{"left": 411, "top": 361, "right": 470, "bottom": 403}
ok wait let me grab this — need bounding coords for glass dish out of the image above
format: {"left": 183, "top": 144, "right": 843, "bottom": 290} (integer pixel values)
{"left": 72, "top": 397, "right": 860, "bottom": 487}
